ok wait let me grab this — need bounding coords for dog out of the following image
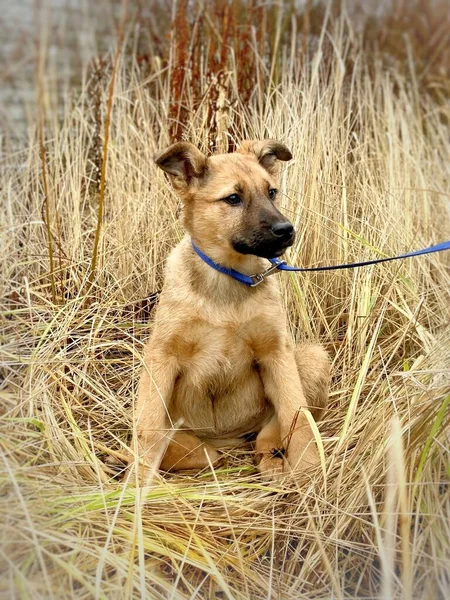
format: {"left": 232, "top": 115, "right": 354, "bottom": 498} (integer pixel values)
{"left": 130, "top": 140, "right": 330, "bottom": 481}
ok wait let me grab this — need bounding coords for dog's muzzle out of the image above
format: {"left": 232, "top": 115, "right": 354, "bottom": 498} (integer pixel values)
{"left": 232, "top": 226, "right": 296, "bottom": 259}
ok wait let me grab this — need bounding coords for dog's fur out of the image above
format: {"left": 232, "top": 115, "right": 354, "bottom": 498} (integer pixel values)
{"left": 130, "top": 140, "right": 330, "bottom": 480}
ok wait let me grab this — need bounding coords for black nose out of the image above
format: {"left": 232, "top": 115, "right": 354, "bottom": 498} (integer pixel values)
{"left": 271, "top": 221, "right": 294, "bottom": 239}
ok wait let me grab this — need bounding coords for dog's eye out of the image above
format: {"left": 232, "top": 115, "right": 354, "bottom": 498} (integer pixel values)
{"left": 223, "top": 194, "right": 242, "bottom": 206}
{"left": 268, "top": 188, "right": 278, "bottom": 201}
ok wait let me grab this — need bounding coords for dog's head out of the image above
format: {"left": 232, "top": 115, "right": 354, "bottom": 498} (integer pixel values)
{"left": 154, "top": 140, "right": 295, "bottom": 260}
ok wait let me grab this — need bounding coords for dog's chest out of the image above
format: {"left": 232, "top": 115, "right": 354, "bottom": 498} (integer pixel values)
{"left": 168, "top": 315, "right": 279, "bottom": 435}
{"left": 167, "top": 312, "right": 281, "bottom": 374}
{"left": 171, "top": 318, "right": 255, "bottom": 380}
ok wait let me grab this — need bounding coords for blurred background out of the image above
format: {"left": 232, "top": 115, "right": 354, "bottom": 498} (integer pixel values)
{"left": 2, "top": 0, "right": 448, "bottom": 143}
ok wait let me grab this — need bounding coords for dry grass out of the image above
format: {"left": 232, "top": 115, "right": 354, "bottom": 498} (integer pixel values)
{"left": 1, "top": 1, "right": 450, "bottom": 598}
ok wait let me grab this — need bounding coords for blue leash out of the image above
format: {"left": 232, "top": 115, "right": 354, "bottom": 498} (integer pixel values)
{"left": 191, "top": 240, "right": 450, "bottom": 287}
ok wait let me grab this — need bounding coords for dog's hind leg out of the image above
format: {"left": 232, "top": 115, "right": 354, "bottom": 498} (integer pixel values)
{"left": 160, "top": 431, "right": 221, "bottom": 472}
{"left": 294, "top": 344, "right": 331, "bottom": 422}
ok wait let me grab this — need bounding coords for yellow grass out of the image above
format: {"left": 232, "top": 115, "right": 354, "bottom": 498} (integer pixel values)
{"left": 1, "top": 2, "right": 450, "bottom": 598}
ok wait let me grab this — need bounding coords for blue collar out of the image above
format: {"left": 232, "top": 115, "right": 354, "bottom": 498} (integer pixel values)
{"left": 191, "top": 239, "right": 450, "bottom": 287}
{"left": 191, "top": 240, "right": 282, "bottom": 286}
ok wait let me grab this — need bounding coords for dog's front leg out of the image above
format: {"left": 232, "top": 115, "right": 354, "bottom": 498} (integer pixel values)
{"left": 259, "top": 349, "right": 319, "bottom": 474}
{"left": 130, "top": 349, "right": 179, "bottom": 481}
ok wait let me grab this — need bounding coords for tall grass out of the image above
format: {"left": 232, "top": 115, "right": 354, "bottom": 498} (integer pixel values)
{"left": 1, "top": 1, "right": 449, "bottom": 598}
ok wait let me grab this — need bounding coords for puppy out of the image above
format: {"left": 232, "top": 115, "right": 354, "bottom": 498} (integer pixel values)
{"left": 130, "top": 140, "right": 330, "bottom": 480}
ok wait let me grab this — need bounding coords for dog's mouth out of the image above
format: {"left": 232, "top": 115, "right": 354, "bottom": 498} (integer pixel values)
{"left": 232, "top": 230, "right": 295, "bottom": 259}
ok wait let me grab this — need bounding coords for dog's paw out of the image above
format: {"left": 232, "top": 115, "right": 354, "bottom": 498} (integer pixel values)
{"left": 255, "top": 451, "right": 288, "bottom": 482}
{"left": 286, "top": 442, "right": 320, "bottom": 473}
{"left": 120, "top": 449, "right": 160, "bottom": 486}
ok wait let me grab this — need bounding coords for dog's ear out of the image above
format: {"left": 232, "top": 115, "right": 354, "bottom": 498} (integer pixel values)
{"left": 237, "top": 140, "right": 292, "bottom": 175}
{"left": 155, "top": 142, "right": 207, "bottom": 188}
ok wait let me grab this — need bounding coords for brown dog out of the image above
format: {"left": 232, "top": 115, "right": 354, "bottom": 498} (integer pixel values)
{"left": 130, "top": 140, "right": 330, "bottom": 480}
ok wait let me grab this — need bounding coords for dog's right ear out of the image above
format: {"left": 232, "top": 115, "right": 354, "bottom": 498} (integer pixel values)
{"left": 155, "top": 142, "right": 207, "bottom": 188}
{"left": 237, "top": 140, "right": 292, "bottom": 176}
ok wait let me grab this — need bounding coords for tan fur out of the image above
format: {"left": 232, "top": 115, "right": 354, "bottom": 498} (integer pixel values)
{"left": 130, "top": 140, "right": 331, "bottom": 481}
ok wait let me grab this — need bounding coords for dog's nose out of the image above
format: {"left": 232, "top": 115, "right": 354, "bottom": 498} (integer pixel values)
{"left": 271, "top": 221, "right": 294, "bottom": 239}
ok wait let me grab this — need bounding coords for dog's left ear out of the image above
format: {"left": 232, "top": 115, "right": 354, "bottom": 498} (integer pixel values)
{"left": 154, "top": 142, "right": 207, "bottom": 189}
{"left": 237, "top": 140, "right": 292, "bottom": 175}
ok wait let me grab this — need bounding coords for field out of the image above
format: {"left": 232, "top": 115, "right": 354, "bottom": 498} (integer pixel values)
{"left": 1, "top": 1, "right": 450, "bottom": 598}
